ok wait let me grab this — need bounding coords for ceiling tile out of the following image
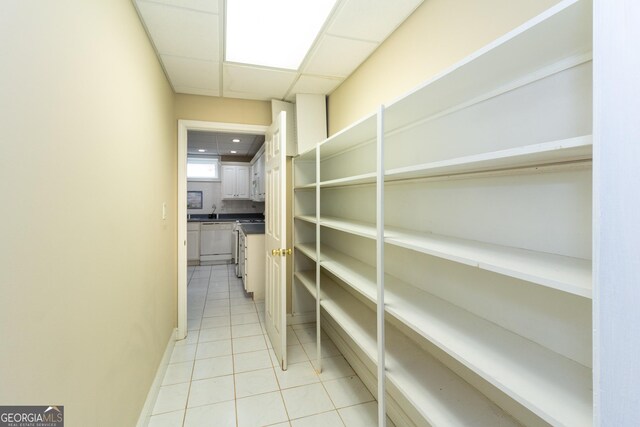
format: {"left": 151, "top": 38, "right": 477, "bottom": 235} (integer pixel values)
{"left": 303, "top": 35, "right": 378, "bottom": 78}
{"left": 187, "top": 131, "right": 264, "bottom": 156}
{"left": 223, "top": 64, "right": 297, "bottom": 100}
{"left": 327, "top": 0, "right": 422, "bottom": 42}
{"left": 161, "top": 55, "right": 219, "bottom": 92}
{"left": 286, "top": 75, "right": 343, "bottom": 101}
{"left": 136, "top": 1, "right": 220, "bottom": 60}
{"left": 146, "top": 0, "right": 220, "bottom": 14}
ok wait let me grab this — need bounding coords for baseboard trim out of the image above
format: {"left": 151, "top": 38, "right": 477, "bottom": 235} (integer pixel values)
{"left": 287, "top": 312, "right": 316, "bottom": 326}
{"left": 136, "top": 328, "right": 177, "bottom": 427}
{"left": 321, "top": 315, "right": 419, "bottom": 427}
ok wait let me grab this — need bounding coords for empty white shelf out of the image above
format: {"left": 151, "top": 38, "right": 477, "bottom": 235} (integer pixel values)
{"left": 294, "top": 270, "right": 317, "bottom": 298}
{"left": 318, "top": 216, "right": 377, "bottom": 240}
{"left": 294, "top": 242, "right": 317, "bottom": 261}
{"left": 385, "top": 226, "right": 592, "bottom": 298}
{"left": 383, "top": 0, "right": 592, "bottom": 133}
{"left": 303, "top": 216, "right": 591, "bottom": 297}
{"left": 319, "top": 112, "right": 377, "bottom": 159}
{"left": 319, "top": 172, "right": 377, "bottom": 188}
{"left": 296, "top": 270, "right": 519, "bottom": 427}
{"left": 294, "top": 215, "right": 318, "bottom": 225}
{"left": 385, "top": 135, "right": 592, "bottom": 181}
{"left": 293, "top": 183, "right": 316, "bottom": 190}
{"left": 297, "top": 242, "right": 376, "bottom": 301}
{"left": 300, "top": 244, "right": 592, "bottom": 426}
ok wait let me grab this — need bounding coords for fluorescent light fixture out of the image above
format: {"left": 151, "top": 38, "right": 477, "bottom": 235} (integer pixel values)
{"left": 230, "top": 150, "right": 237, "bottom": 154}
{"left": 232, "top": 138, "right": 240, "bottom": 143}
{"left": 226, "top": 0, "right": 337, "bottom": 70}
{"left": 198, "top": 149, "right": 206, "bottom": 152}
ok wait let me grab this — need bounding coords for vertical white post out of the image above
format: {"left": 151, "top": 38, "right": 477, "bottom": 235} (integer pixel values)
{"left": 315, "top": 144, "right": 322, "bottom": 372}
{"left": 177, "top": 121, "right": 188, "bottom": 340}
{"left": 593, "top": 1, "right": 640, "bottom": 425}
{"left": 376, "top": 105, "right": 386, "bottom": 427}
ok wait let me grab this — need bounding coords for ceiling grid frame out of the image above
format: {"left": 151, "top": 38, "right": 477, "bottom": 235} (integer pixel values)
{"left": 133, "top": 0, "right": 424, "bottom": 101}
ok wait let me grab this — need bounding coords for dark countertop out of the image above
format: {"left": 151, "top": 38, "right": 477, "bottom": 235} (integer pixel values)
{"left": 188, "top": 218, "right": 236, "bottom": 223}
{"left": 188, "top": 213, "right": 264, "bottom": 223}
{"left": 240, "top": 223, "right": 265, "bottom": 235}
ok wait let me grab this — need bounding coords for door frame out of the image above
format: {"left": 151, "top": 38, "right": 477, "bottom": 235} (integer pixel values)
{"left": 177, "top": 119, "right": 268, "bottom": 340}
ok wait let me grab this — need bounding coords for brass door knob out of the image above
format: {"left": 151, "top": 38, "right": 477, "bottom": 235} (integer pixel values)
{"left": 271, "top": 249, "right": 281, "bottom": 256}
{"left": 284, "top": 248, "right": 292, "bottom": 255}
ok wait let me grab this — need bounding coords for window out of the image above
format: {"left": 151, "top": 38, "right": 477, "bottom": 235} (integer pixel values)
{"left": 187, "top": 156, "right": 219, "bottom": 181}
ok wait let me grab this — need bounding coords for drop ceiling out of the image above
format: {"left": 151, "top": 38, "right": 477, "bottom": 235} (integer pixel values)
{"left": 133, "top": 0, "right": 423, "bottom": 101}
{"left": 188, "top": 131, "right": 265, "bottom": 157}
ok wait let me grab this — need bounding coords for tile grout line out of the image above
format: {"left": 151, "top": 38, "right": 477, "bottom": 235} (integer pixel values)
{"left": 221, "top": 266, "right": 242, "bottom": 427}
{"left": 182, "top": 267, "right": 372, "bottom": 427}
{"left": 182, "top": 265, "right": 212, "bottom": 427}
{"left": 290, "top": 325, "right": 371, "bottom": 426}
{"left": 247, "top": 282, "right": 295, "bottom": 425}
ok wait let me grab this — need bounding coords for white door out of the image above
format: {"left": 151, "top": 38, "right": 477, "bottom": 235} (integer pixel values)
{"left": 265, "top": 112, "right": 288, "bottom": 369}
{"left": 187, "top": 230, "right": 199, "bottom": 261}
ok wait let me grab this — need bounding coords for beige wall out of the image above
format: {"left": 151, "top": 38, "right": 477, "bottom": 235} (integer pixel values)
{"left": 328, "top": 0, "right": 562, "bottom": 134}
{"left": 0, "top": 1, "right": 177, "bottom": 426}
{"left": 176, "top": 94, "right": 272, "bottom": 125}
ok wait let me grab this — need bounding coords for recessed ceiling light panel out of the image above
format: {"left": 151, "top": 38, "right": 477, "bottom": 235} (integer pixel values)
{"left": 198, "top": 149, "right": 206, "bottom": 152}
{"left": 232, "top": 138, "right": 240, "bottom": 143}
{"left": 230, "top": 150, "right": 237, "bottom": 154}
{"left": 226, "top": 0, "right": 337, "bottom": 70}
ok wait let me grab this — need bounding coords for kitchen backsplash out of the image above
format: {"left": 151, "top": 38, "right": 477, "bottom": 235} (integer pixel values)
{"left": 187, "top": 181, "right": 264, "bottom": 215}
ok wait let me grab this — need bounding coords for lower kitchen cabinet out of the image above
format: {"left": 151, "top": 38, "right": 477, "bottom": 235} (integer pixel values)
{"left": 187, "top": 222, "right": 200, "bottom": 265}
{"left": 242, "top": 230, "right": 265, "bottom": 300}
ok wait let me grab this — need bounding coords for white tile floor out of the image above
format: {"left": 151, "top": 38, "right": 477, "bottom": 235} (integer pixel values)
{"left": 149, "top": 263, "right": 394, "bottom": 427}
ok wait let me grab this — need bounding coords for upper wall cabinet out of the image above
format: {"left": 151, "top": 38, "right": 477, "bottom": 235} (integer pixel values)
{"left": 250, "top": 146, "right": 266, "bottom": 202}
{"left": 221, "top": 164, "right": 250, "bottom": 199}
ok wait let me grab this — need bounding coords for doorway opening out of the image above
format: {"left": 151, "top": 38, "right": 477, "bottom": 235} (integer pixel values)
{"left": 177, "top": 120, "right": 268, "bottom": 340}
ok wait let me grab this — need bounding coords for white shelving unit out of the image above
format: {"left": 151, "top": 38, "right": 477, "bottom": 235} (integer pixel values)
{"left": 385, "top": 136, "right": 592, "bottom": 182}
{"left": 295, "top": 241, "right": 591, "bottom": 425}
{"left": 296, "top": 214, "right": 591, "bottom": 298}
{"left": 319, "top": 172, "right": 377, "bottom": 188}
{"left": 294, "top": 270, "right": 520, "bottom": 427}
{"left": 319, "top": 112, "right": 378, "bottom": 185}
{"left": 292, "top": 146, "right": 317, "bottom": 324}
{"left": 384, "top": 226, "right": 591, "bottom": 298}
{"left": 291, "top": 1, "right": 593, "bottom": 425}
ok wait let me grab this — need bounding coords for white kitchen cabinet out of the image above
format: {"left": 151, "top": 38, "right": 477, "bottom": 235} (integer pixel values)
{"left": 200, "top": 222, "right": 234, "bottom": 263}
{"left": 257, "top": 153, "right": 265, "bottom": 200}
{"left": 250, "top": 146, "right": 265, "bottom": 202}
{"left": 238, "top": 230, "right": 245, "bottom": 280}
{"left": 187, "top": 222, "right": 200, "bottom": 265}
{"left": 236, "top": 166, "right": 250, "bottom": 199}
{"left": 222, "top": 164, "right": 250, "bottom": 199}
{"left": 241, "top": 229, "right": 265, "bottom": 300}
{"left": 292, "top": 1, "right": 593, "bottom": 426}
